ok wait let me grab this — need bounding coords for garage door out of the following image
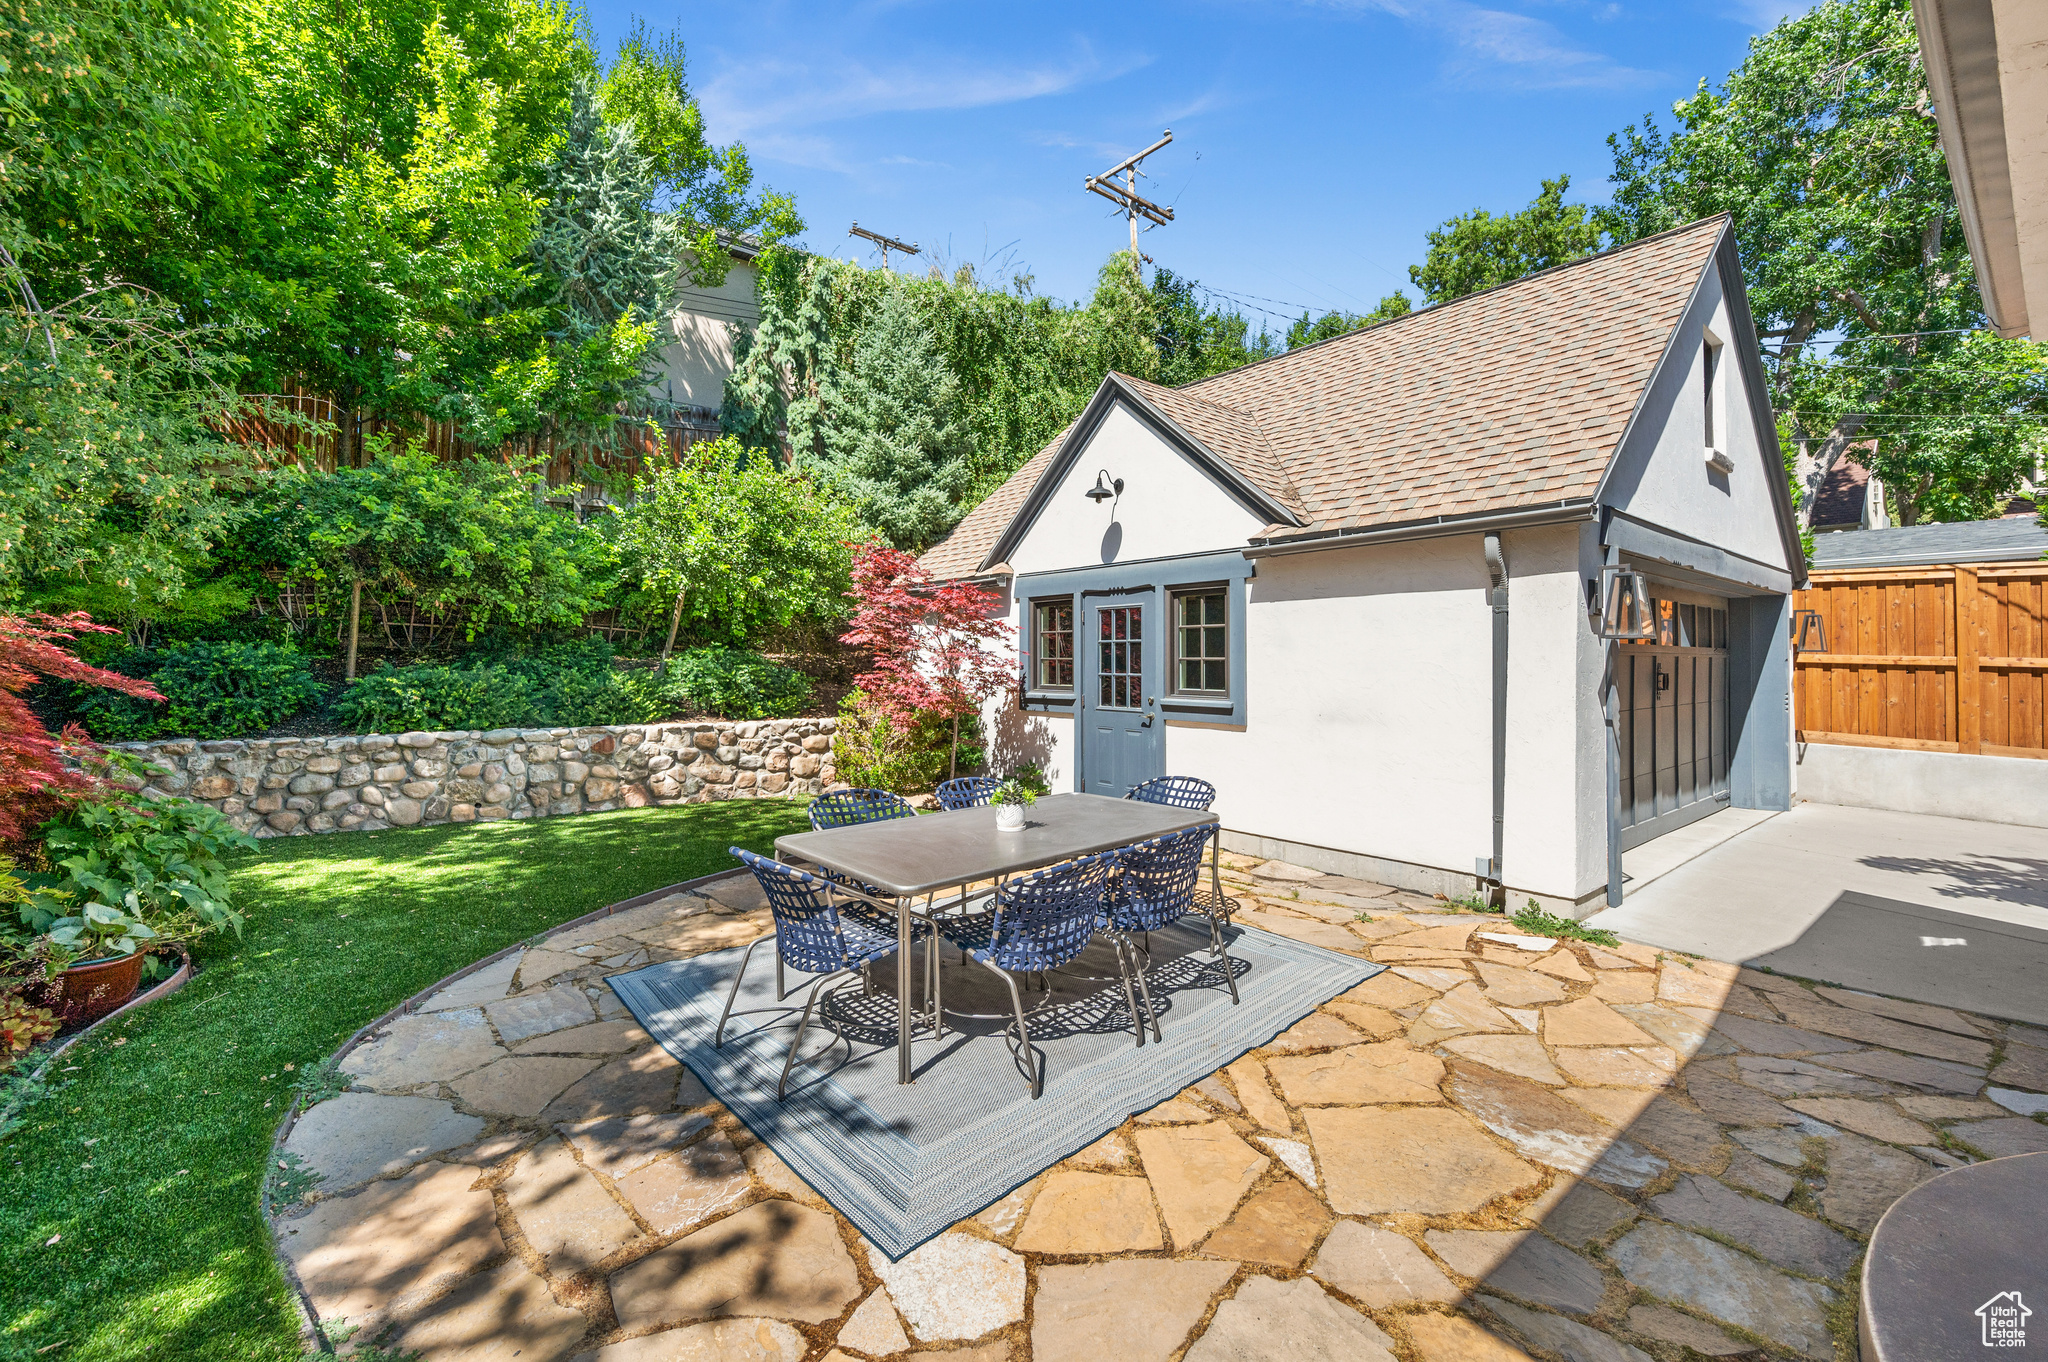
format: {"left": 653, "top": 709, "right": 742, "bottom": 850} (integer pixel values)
{"left": 1617, "top": 592, "right": 1731, "bottom": 849}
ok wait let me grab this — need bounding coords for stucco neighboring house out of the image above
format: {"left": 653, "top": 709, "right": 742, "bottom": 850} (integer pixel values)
{"left": 918, "top": 215, "right": 1805, "bottom": 916}
{"left": 646, "top": 240, "right": 761, "bottom": 416}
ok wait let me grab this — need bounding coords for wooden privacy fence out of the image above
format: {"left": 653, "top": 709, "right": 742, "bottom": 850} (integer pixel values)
{"left": 216, "top": 380, "right": 725, "bottom": 487}
{"left": 1793, "top": 561, "right": 2048, "bottom": 759}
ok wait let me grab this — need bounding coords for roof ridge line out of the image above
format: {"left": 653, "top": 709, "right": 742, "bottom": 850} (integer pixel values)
{"left": 1176, "top": 212, "right": 1733, "bottom": 394}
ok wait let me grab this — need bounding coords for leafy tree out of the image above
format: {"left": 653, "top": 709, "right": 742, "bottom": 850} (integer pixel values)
{"left": 1410, "top": 175, "right": 1604, "bottom": 306}
{"left": 840, "top": 544, "right": 1014, "bottom": 780}
{"left": 612, "top": 435, "right": 867, "bottom": 655}
{"left": 0, "top": 613, "right": 160, "bottom": 845}
{"left": 258, "top": 439, "right": 611, "bottom": 675}
{"left": 0, "top": 280, "right": 258, "bottom": 611}
{"left": 817, "top": 288, "right": 976, "bottom": 550}
{"left": 1602, "top": 0, "right": 2048, "bottom": 524}
{"left": 1151, "top": 268, "right": 1280, "bottom": 385}
{"left": 1286, "top": 292, "right": 1413, "bottom": 350}
{"left": 596, "top": 21, "right": 802, "bottom": 287}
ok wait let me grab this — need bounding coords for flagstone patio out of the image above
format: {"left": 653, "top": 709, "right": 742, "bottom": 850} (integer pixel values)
{"left": 270, "top": 854, "right": 2048, "bottom": 1361}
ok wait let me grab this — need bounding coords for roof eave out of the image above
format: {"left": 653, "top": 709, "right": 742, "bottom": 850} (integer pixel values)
{"left": 1913, "top": 0, "right": 2029, "bottom": 338}
{"left": 1243, "top": 500, "right": 1597, "bottom": 558}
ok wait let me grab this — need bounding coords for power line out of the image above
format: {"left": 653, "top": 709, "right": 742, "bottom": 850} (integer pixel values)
{"left": 1767, "top": 328, "right": 1990, "bottom": 347}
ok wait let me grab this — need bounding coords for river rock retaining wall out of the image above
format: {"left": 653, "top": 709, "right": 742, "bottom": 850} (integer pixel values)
{"left": 117, "top": 718, "right": 840, "bottom": 837}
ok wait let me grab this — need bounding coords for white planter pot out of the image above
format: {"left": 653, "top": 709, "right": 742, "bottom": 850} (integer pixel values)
{"left": 995, "top": 803, "right": 1025, "bottom": 831}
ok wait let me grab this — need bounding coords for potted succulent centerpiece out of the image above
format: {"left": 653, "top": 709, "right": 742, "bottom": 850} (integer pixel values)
{"left": 990, "top": 777, "right": 1037, "bottom": 831}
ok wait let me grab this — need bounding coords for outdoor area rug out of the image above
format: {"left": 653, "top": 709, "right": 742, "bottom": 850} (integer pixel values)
{"left": 1748, "top": 889, "right": 2048, "bottom": 1026}
{"left": 608, "top": 920, "right": 1377, "bottom": 1259}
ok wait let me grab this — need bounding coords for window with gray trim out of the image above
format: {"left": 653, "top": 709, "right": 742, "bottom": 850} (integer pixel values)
{"left": 1031, "top": 597, "right": 1075, "bottom": 691}
{"left": 1171, "top": 588, "right": 1229, "bottom": 696}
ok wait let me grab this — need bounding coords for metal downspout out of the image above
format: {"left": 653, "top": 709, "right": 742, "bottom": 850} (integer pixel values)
{"left": 1602, "top": 541, "right": 1624, "bottom": 907}
{"left": 1483, "top": 533, "right": 1509, "bottom": 906}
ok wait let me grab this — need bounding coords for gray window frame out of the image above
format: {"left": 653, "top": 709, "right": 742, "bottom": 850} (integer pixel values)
{"left": 1015, "top": 550, "right": 1251, "bottom": 726}
{"left": 1168, "top": 582, "right": 1231, "bottom": 699}
{"left": 1027, "top": 594, "right": 1077, "bottom": 694}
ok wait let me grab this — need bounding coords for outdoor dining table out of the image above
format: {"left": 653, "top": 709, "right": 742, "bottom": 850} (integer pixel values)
{"left": 774, "top": 792, "right": 1220, "bottom": 1084}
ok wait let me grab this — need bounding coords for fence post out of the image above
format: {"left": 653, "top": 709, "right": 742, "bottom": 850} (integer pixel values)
{"left": 1954, "top": 565, "right": 1981, "bottom": 753}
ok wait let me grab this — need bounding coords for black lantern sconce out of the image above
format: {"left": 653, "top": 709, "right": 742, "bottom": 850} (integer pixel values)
{"left": 1591, "top": 565, "right": 1658, "bottom": 641}
{"left": 1791, "top": 609, "right": 1828, "bottom": 654}
{"left": 1084, "top": 469, "right": 1123, "bottom": 504}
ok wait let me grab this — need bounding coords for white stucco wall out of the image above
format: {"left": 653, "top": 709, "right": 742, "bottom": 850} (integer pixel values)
{"left": 648, "top": 257, "right": 759, "bottom": 410}
{"left": 1006, "top": 402, "right": 1269, "bottom": 575}
{"left": 1600, "top": 266, "right": 1793, "bottom": 576}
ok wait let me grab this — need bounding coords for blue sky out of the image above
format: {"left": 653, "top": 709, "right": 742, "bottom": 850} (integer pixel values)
{"left": 583, "top": 0, "right": 1806, "bottom": 328}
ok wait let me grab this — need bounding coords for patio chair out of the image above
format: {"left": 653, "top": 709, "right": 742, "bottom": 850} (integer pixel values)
{"left": 934, "top": 776, "right": 1002, "bottom": 810}
{"left": 932, "top": 850, "right": 1124, "bottom": 1098}
{"left": 718, "top": 848, "right": 937, "bottom": 1099}
{"left": 1106, "top": 825, "right": 1239, "bottom": 1044}
{"left": 803, "top": 788, "right": 918, "bottom": 927}
{"left": 1126, "top": 775, "right": 1226, "bottom": 909}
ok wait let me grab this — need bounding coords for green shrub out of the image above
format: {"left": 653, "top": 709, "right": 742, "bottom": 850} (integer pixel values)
{"left": 651, "top": 647, "right": 813, "bottom": 720}
{"left": 830, "top": 689, "right": 981, "bottom": 792}
{"left": 333, "top": 642, "right": 652, "bottom": 733}
{"left": 69, "top": 642, "right": 322, "bottom": 741}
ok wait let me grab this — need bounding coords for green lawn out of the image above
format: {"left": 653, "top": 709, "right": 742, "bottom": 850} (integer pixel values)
{"left": 0, "top": 801, "right": 811, "bottom": 1362}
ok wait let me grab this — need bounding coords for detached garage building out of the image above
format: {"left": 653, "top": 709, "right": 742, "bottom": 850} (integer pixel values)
{"left": 920, "top": 215, "right": 1805, "bottom": 915}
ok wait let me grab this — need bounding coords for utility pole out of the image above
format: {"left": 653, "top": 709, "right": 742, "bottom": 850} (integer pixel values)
{"left": 1085, "top": 131, "right": 1175, "bottom": 272}
{"left": 849, "top": 222, "right": 920, "bottom": 272}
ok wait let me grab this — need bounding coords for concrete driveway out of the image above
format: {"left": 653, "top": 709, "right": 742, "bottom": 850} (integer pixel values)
{"left": 1587, "top": 802, "right": 2048, "bottom": 1024}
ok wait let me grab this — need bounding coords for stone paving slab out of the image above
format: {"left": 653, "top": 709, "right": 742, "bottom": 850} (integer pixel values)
{"left": 272, "top": 862, "right": 2048, "bottom": 1362}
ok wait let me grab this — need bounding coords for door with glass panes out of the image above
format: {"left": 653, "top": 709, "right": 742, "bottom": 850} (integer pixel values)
{"left": 1079, "top": 596, "right": 1164, "bottom": 797}
{"left": 1616, "top": 592, "right": 1732, "bottom": 848}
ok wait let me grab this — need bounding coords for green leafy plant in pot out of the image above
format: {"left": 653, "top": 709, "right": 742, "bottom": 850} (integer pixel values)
{"left": 990, "top": 777, "right": 1038, "bottom": 831}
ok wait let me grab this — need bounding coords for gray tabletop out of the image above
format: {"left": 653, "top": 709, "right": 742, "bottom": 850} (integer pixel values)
{"left": 775, "top": 792, "right": 1216, "bottom": 897}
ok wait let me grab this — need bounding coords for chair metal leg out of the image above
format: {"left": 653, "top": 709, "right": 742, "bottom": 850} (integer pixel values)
{"left": 982, "top": 960, "right": 1040, "bottom": 1098}
{"left": 778, "top": 971, "right": 842, "bottom": 1100}
{"left": 1207, "top": 909, "right": 1241, "bottom": 1005}
{"left": 1127, "top": 936, "right": 1163, "bottom": 1043}
{"left": 715, "top": 933, "right": 773, "bottom": 1047}
{"left": 1110, "top": 934, "right": 1154, "bottom": 1047}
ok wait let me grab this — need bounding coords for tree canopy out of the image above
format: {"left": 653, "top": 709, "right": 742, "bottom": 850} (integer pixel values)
{"left": 1601, "top": 0, "right": 2046, "bottom": 525}
{"left": 1410, "top": 175, "right": 1605, "bottom": 306}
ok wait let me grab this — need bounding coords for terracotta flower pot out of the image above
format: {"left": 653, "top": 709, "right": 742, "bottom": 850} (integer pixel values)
{"left": 47, "top": 952, "right": 146, "bottom": 1030}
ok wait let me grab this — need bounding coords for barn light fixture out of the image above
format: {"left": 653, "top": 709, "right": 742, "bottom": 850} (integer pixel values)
{"left": 1593, "top": 566, "right": 1657, "bottom": 641}
{"left": 1084, "top": 469, "right": 1123, "bottom": 503}
{"left": 1791, "top": 609, "right": 1828, "bottom": 654}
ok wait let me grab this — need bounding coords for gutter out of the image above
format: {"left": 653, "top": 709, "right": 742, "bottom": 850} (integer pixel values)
{"left": 1482, "top": 533, "right": 1510, "bottom": 905}
{"left": 1811, "top": 550, "right": 2048, "bottom": 570}
{"left": 1244, "top": 500, "right": 1595, "bottom": 559}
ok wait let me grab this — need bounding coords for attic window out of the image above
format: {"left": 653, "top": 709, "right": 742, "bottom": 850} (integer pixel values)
{"left": 1703, "top": 331, "right": 1733, "bottom": 473}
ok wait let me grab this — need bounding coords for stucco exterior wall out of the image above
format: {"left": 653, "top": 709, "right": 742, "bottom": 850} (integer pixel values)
{"left": 1600, "top": 265, "right": 1793, "bottom": 578}
{"left": 648, "top": 258, "right": 759, "bottom": 411}
{"left": 1005, "top": 402, "right": 1268, "bottom": 575}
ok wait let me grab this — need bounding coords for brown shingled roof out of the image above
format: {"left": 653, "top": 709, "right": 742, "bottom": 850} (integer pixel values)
{"left": 918, "top": 426, "right": 1072, "bottom": 580}
{"left": 919, "top": 216, "right": 1730, "bottom": 578}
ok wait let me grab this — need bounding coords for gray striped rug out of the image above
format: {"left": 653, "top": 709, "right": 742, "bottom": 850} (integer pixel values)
{"left": 607, "top": 921, "right": 1377, "bottom": 1259}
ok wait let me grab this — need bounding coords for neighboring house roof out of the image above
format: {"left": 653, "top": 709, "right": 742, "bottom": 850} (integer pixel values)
{"left": 920, "top": 215, "right": 1738, "bottom": 578}
{"left": 1809, "top": 452, "right": 1873, "bottom": 529}
{"left": 1809, "top": 517, "right": 2048, "bottom": 569}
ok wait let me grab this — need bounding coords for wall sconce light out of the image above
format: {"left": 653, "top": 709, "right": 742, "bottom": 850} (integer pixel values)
{"left": 1791, "top": 609, "right": 1828, "bottom": 654}
{"left": 1593, "top": 566, "right": 1658, "bottom": 640}
{"left": 1085, "top": 469, "right": 1123, "bottom": 503}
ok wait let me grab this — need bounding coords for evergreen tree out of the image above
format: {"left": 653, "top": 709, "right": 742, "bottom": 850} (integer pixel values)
{"left": 820, "top": 287, "right": 975, "bottom": 551}
{"left": 533, "top": 81, "right": 676, "bottom": 348}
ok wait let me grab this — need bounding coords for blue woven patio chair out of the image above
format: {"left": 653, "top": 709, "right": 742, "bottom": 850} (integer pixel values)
{"left": 934, "top": 776, "right": 1002, "bottom": 810}
{"left": 717, "top": 848, "right": 936, "bottom": 1099}
{"left": 1106, "top": 824, "right": 1239, "bottom": 1043}
{"left": 1127, "top": 775, "right": 1226, "bottom": 912}
{"left": 802, "top": 788, "right": 919, "bottom": 927}
{"left": 1126, "top": 775, "right": 1216, "bottom": 810}
{"left": 933, "top": 850, "right": 1123, "bottom": 1098}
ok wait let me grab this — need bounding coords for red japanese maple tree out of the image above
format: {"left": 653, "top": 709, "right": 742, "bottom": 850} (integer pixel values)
{"left": 840, "top": 545, "right": 1015, "bottom": 779}
{"left": 0, "top": 613, "right": 162, "bottom": 845}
